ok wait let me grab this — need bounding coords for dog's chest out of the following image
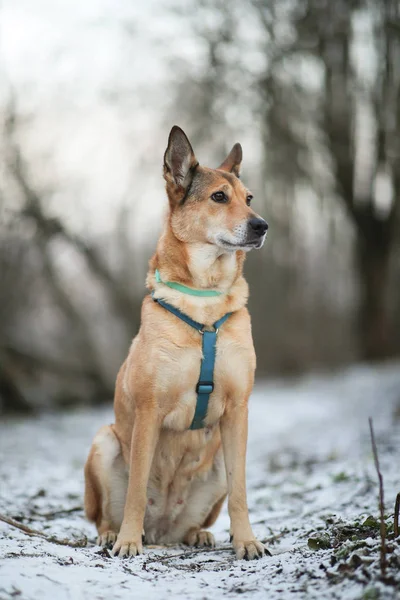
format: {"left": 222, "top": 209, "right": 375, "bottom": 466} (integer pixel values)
{"left": 161, "top": 330, "right": 253, "bottom": 431}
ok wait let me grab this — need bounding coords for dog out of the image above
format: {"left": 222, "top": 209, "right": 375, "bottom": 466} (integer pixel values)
{"left": 84, "top": 126, "right": 268, "bottom": 560}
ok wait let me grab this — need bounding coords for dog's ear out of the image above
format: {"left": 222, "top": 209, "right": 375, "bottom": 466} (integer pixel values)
{"left": 164, "top": 126, "right": 198, "bottom": 189}
{"left": 218, "top": 143, "right": 242, "bottom": 177}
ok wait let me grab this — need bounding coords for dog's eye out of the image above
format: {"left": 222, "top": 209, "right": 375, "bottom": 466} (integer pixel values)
{"left": 246, "top": 195, "right": 253, "bottom": 206}
{"left": 211, "top": 191, "right": 228, "bottom": 203}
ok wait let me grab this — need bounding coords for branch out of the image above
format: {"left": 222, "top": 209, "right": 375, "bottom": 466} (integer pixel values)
{"left": 142, "top": 532, "right": 279, "bottom": 565}
{"left": 19, "top": 180, "right": 137, "bottom": 327}
{"left": 394, "top": 492, "right": 400, "bottom": 539}
{"left": 368, "top": 417, "right": 387, "bottom": 577}
{"left": 28, "top": 506, "right": 83, "bottom": 520}
{"left": 0, "top": 513, "right": 87, "bottom": 548}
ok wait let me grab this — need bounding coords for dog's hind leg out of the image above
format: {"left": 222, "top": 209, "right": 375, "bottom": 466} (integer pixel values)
{"left": 183, "top": 493, "right": 226, "bottom": 548}
{"left": 184, "top": 528, "right": 215, "bottom": 548}
{"left": 202, "top": 493, "right": 227, "bottom": 529}
{"left": 84, "top": 425, "right": 128, "bottom": 547}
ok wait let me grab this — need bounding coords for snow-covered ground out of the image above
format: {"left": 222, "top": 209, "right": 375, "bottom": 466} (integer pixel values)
{"left": 1, "top": 363, "right": 400, "bottom": 600}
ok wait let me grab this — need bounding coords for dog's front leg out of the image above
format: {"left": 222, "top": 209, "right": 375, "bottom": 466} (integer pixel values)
{"left": 112, "top": 408, "right": 160, "bottom": 558}
{"left": 221, "top": 401, "right": 266, "bottom": 560}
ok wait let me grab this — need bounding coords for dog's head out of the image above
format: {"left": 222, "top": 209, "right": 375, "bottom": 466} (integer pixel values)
{"left": 163, "top": 126, "right": 268, "bottom": 252}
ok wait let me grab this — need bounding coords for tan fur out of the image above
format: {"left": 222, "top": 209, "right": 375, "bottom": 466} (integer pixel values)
{"left": 84, "top": 127, "right": 268, "bottom": 560}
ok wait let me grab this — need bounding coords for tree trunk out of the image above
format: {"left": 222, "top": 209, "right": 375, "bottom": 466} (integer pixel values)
{"left": 355, "top": 232, "right": 392, "bottom": 361}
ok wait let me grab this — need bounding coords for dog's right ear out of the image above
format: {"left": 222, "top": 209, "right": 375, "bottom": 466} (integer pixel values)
{"left": 164, "top": 126, "right": 198, "bottom": 190}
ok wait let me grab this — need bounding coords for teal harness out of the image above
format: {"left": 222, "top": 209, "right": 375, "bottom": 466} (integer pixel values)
{"left": 153, "top": 295, "right": 231, "bottom": 430}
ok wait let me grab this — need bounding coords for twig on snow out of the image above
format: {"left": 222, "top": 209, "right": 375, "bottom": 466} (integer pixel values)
{"left": 143, "top": 544, "right": 231, "bottom": 565}
{"left": 143, "top": 532, "right": 280, "bottom": 566}
{"left": 394, "top": 492, "right": 400, "bottom": 539}
{"left": 368, "top": 417, "right": 387, "bottom": 577}
{"left": 0, "top": 513, "right": 87, "bottom": 548}
{"left": 0, "top": 513, "right": 47, "bottom": 537}
{"left": 13, "top": 506, "right": 83, "bottom": 523}
{"left": 32, "top": 506, "right": 83, "bottom": 519}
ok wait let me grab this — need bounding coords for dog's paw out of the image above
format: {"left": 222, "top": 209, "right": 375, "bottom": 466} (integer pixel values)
{"left": 233, "top": 539, "right": 270, "bottom": 560}
{"left": 184, "top": 529, "right": 215, "bottom": 548}
{"left": 111, "top": 537, "right": 143, "bottom": 558}
{"left": 97, "top": 530, "right": 118, "bottom": 548}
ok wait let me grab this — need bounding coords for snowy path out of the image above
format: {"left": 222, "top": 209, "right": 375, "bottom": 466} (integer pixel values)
{"left": 1, "top": 363, "right": 400, "bottom": 600}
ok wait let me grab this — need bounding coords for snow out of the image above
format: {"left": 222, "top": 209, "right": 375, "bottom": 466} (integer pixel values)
{"left": 1, "top": 363, "right": 400, "bottom": 599}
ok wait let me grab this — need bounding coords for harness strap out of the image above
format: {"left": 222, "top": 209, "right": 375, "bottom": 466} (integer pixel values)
{"left": 192, "top": 311, "right": 231, "bottom": 429}
{"left": 152, "top": 295, "right": 231, "bottom": 430}
{"left": 154, "top": 296, "right": 204, "bottom": 332}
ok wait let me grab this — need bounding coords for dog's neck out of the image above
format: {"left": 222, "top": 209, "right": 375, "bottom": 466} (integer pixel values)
{"left": 147, "top": 226, "right": 249, "bottom": 326}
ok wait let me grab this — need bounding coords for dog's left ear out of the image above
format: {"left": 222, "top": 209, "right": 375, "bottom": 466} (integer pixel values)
{"left": 218, "top": 143, "right": 242, "bottom": 177}
{"left": 164, "top": 126, "right": 198, "bottom": 190}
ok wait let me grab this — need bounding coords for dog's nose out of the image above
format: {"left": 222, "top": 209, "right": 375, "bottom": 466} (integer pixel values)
{"left": 248, "top": 218, "right": 268, "bottom": 236}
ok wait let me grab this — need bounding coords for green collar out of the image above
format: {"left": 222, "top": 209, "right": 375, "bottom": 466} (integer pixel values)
{"left": 155, "top": 269, "right": 224, "bottom": 297}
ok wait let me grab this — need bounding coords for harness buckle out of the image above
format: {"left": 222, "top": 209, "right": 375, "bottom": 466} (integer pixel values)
{"left": 196, "top": 382, "right": 214, "bottom": 394}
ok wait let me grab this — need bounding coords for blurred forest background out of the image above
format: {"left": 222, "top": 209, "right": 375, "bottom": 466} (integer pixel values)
{"left": 0, "top": 0, "right": 399, "bottom": 413}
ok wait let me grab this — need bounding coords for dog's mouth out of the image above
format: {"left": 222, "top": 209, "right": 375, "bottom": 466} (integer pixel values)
{"left": 217, "top": 235, "right": 266, "bottom": 251}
